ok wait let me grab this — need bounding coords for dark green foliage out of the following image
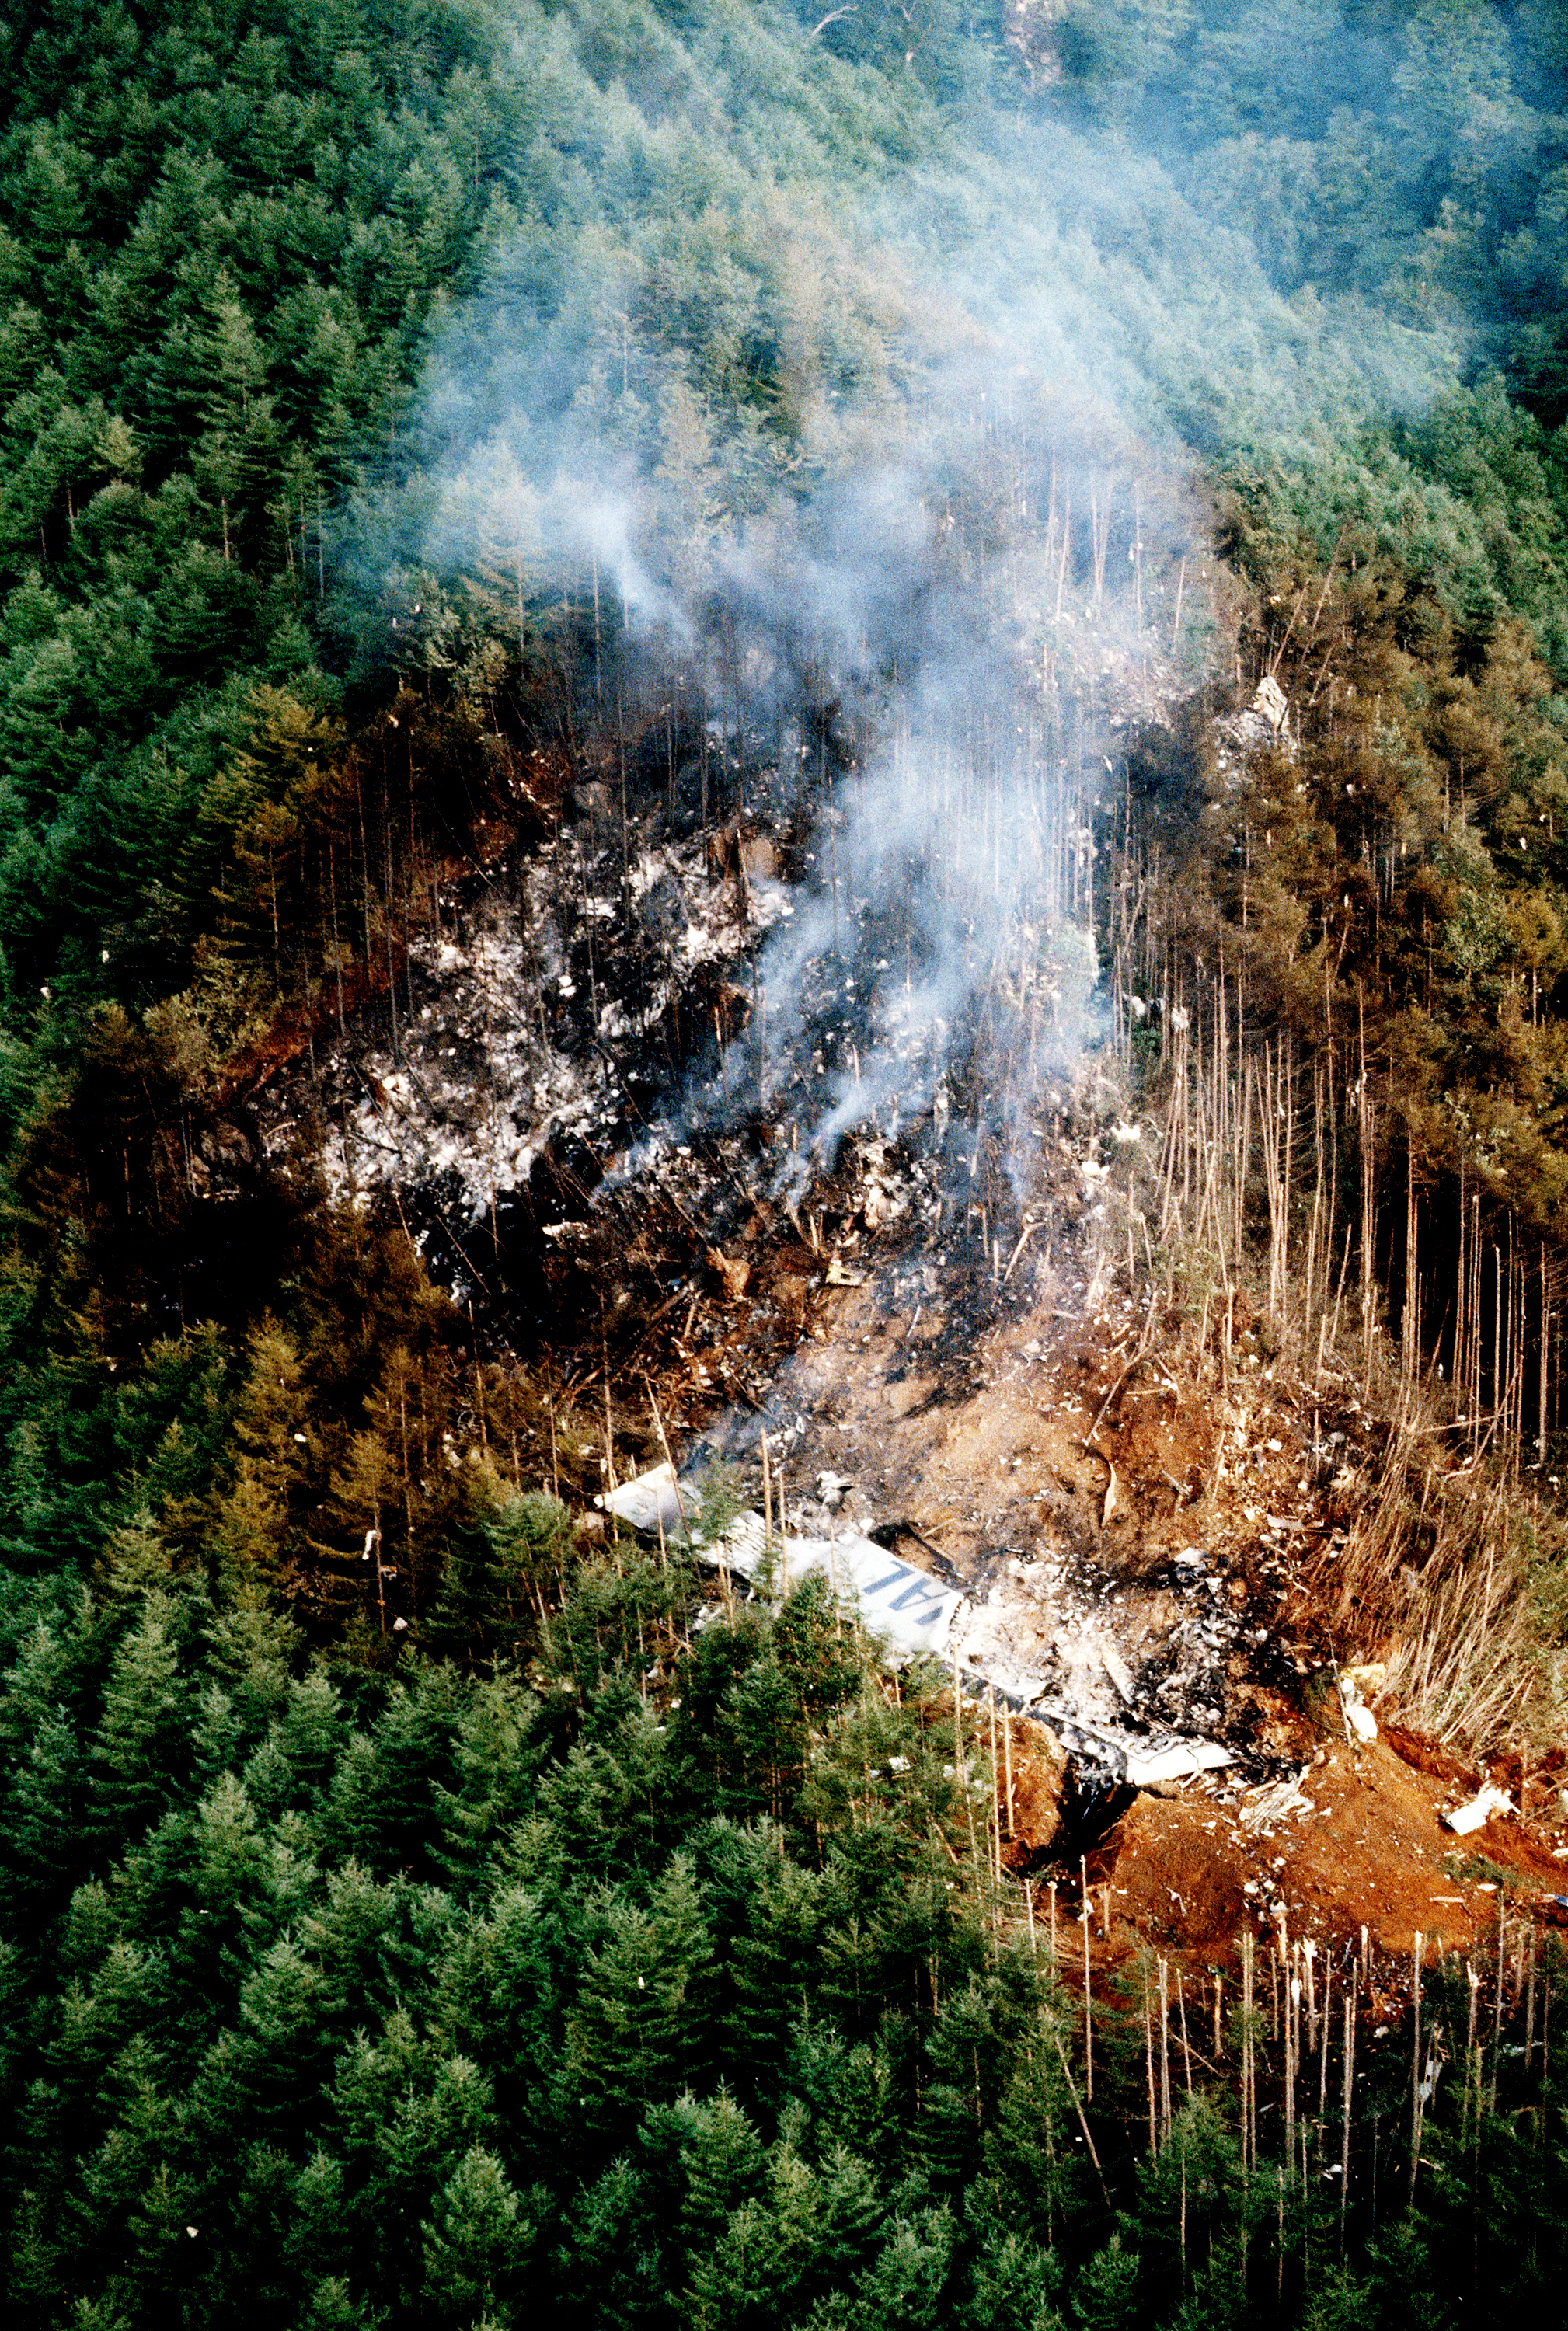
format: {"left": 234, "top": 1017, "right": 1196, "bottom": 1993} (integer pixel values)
{"left": 0, "top": 1571, "right": 1081, "bottom": 2329}
{"left": 0, "top": 0, "right": 504, "bottom": 1016}
{"left": 3, "top": 2, "right": 1568, "bottom": 2324}
{"left": 4, "top": 1565, "right": 1568, "bottom": 2327}
{"left": 0, "top": 0, "right": 1562, "bottom": 1633}
{"left": 425, "top": 1491, "right": 570, "bottom": 1668}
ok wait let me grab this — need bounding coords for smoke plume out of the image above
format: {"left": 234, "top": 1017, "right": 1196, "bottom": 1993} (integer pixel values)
{"left": 337, "top": 0, "right": 1483, "bottom": 1220}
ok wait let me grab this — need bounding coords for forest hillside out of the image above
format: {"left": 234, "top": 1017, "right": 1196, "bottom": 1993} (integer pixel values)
{"left": 2, "top": 4, "right": 1568, "bottom": 2327}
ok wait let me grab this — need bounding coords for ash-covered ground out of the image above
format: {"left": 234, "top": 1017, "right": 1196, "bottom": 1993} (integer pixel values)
{"left": 242, "top": 658, "right": 1341, "bottom": 1792}
{"left": 685, "top": 1114, "right": 1361, "bottom": 1768}
{"left": 239, "top": 671, "right": 1568, "bottom": 1966}
{"left": 251, "top": 774, "right": 1346, "bottom": 1795}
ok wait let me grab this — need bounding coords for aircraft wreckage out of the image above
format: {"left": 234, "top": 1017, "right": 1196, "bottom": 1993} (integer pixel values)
{"left": 600, "top": 1460, "right": 1232, "bottom": 1792}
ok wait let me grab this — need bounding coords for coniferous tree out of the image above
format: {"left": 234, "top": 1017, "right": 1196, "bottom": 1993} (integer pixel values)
{"left": 91, "top": 1591, "right": 188, "bottom": 1850}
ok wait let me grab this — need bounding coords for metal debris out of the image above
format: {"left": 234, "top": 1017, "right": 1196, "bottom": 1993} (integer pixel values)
{"left": 1241, "top": 1770, "right": 1314, "bottom": 1831}
{"left": 602, "top": 1473, "right": 965, "bottom": 1658}
{"left": 716, "top": 1521, "right": 964, "bottom": 1657}
{"left": 1034, "top": 1704, "right": 1232, "bottom": 1790}
{"left": 1100, "top": 1643, "right": 1135, "bottom": 1702}
{"left": 1338, "top": 1672, "right": 1378, "bottom": 1743}
{"left": 598, "top": 1461, "right": 695, "bottom": 1543}
{"left": 1122, "top": 1737, "right": 1233, "bottom": 1787}
{"left": 1444, "top": 1783, "right": 1515, "bottom": 1837}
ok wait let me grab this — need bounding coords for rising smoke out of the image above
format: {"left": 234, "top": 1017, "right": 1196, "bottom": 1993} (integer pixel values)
{"left": 339, "top": 0, "right": 1477, "bottom": 1225}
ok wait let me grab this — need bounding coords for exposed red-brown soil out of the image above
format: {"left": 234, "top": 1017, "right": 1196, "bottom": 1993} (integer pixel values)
{"left": 670, "top": 1167, "right": 1568, "bottom": 1981}
{"left": 1022, "top": 1728, "right": 1568, "bottom": 2002}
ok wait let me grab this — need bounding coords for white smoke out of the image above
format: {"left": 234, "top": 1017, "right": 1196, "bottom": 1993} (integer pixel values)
{"left": 336, "top": 1, "right": 1473, "bottom": 1214}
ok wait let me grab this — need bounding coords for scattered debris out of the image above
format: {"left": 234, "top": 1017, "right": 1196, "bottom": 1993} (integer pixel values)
{"left": 1444, "top": 1783, "right": 1515, "bottom": 1837}
{"left": 1241, "top": 1771, "right": 1314, "bottom": 1831}
{"left": 1122, "top": 1737, "right": 1233, "bottom": 1788}
{"left": 231, "top": 625, "right": 1568, "bottom": 1988}
{"left": 1338, "top": 1671, "right": 1378, "bottom": 1743}
{"left": 598, "top": 1461, "right": 694, "bottom": 1543}
{"left": 1033, "top": 1703, "right": 1230, "bottom": 1791}
{"left": 1100, "top": 1643, "right": 1135, "bottom": 1702}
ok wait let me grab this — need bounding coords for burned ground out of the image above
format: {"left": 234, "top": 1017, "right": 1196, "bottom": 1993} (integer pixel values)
{"left": 236, "top": 698, "right": 1568, "bottom": 2009}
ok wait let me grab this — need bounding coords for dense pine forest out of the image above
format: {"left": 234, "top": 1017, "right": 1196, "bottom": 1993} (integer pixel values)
{"left": 4, "top": 2, "right": 1568, "bottom": 2325}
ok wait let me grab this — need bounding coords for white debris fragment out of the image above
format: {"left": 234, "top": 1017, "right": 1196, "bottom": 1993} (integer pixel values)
{"left": 1253, "top": 674, "right": 1288, "bottom": 733}
{"left": 1241, "top": 1770, "right": 1314, "bottom": 1831}
{"left": 1124, "top": 1739, "right": 1232, "bottom": 1787}
{"left": 722, "top": 1526, "right": 964, "bottom": 1657}
{"left": 622, "top": 1497, "right": 964, "bottom": 1660}
{"left": 1337, "top": 1672, "right": 1378, "bottom": 1742}
{"left": 597, "top": 1462, "right": 695, "bottom": 1543}
{"left": 1037, "top": 1704, "right": 1230, "bottom": 1789}
{"left": 1443, "top": 1784, "right": 1515, "bottom": 1837}
{"left": 1100, "top": 1643, "right": 1135, "bottom": 1702}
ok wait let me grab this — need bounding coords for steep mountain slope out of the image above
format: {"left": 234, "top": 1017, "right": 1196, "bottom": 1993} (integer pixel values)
{"left": 4, "top": 5, "right": 1568, "bottom": 2327}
